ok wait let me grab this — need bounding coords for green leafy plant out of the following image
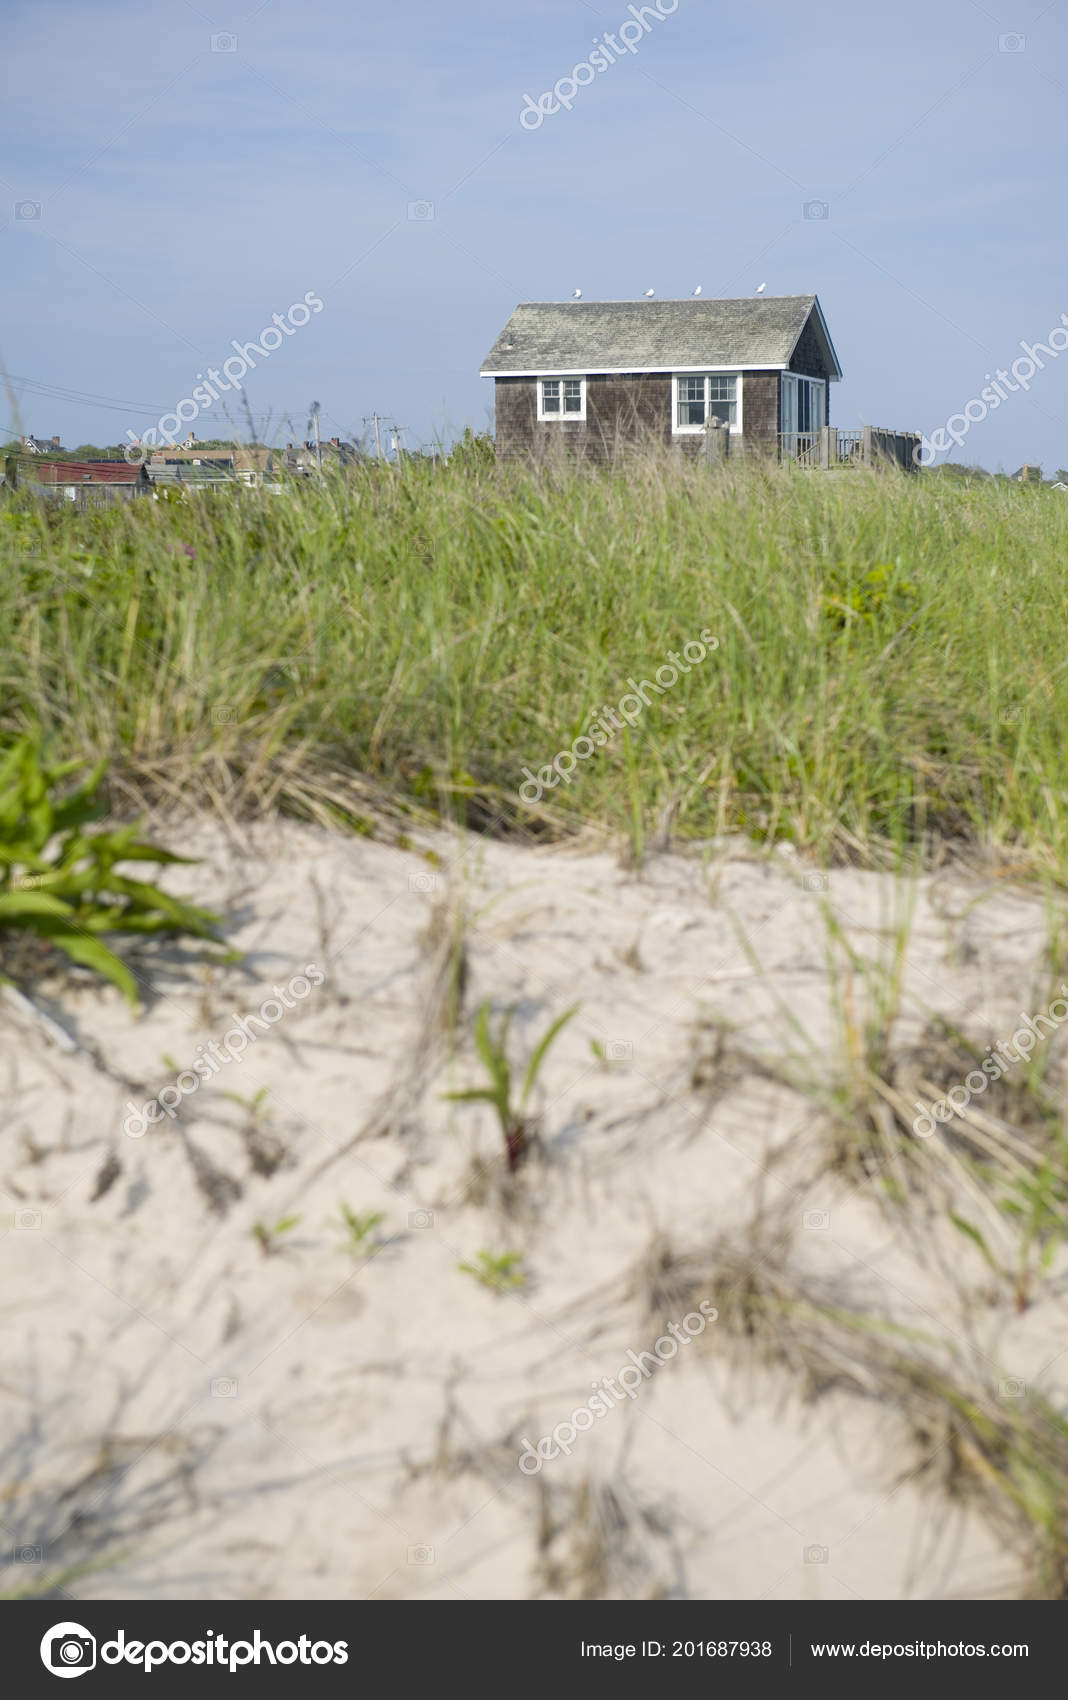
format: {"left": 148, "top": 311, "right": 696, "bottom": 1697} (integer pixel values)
{"left": 457, "top": 1249, "right": 526, "bottom": 1293}
{"left": 0, "top": 732, "right": 220, "bottom": 1007}
{"left": 250, "top": 1215, "right": 300, "bottom": 1256}
{"left": 337, "top": 1203, "right": 385, "bottom": 1254}
{"left": 821, "top": 561, "right": 918, "bottom": 633}
{"left": 444, "top": 999, "right": 578, "bottom": 1171}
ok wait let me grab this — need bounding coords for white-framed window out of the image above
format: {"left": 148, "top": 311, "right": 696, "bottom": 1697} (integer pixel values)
{"left": 537, "top": 376, "right": 586, "bottom": 421}
{"left": 672, "top": 373, "right": 741, "bottom": 434}
{"left": 781, "top": 374, "right": 826, "bottom": 435}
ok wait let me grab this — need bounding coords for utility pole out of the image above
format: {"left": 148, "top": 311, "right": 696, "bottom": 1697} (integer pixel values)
{"left": 363, "top": 413, "right": 386, "bottom": 460}
{"left": 391, "top": 425, "right": 409, "bottom": 459}
{"left": 309, "top": 401, "right": 322, "bottom": 472}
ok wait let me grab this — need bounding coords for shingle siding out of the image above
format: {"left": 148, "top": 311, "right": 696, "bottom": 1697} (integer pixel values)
{"left": 788, "top": 313, "right": 835, "bottom": 381}
{"left": 741, "top": 371, "right": 780, "bottom": 447}
{"left": 495, "top": 369, "right": 790, "bottom": 461}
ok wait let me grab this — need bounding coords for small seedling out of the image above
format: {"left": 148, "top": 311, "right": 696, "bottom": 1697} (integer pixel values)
{"left": 250, "top": 1215, "right": 300, "bottom": 1257}
{"left": 337, "top": 1203, "right": 385, "bottom": 1254}
{"left": 458, "top": 1250, "right": 526, "bottom": 1293}
{"left": 227, "top": 1086, "right": 287, "bottom": 1176}
{"left": 444, "top": 999, "right": 578, "bottom": 1172}
{"left": 225, "top": 1086, "right": 272, "bottom": 1116}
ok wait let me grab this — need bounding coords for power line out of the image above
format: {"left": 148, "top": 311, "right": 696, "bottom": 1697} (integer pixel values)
{"left": 3, "top": 371, "right": 188, "bottom": 415}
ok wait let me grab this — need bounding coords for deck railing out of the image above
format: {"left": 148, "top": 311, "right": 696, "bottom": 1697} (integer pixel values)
{"left": 778, "top": 426, "right": 921, "bottom": 471}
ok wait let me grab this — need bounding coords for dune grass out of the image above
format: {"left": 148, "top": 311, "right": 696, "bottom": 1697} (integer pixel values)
{"left": 2, "top": 454, "right": 1067, "bottom": 874}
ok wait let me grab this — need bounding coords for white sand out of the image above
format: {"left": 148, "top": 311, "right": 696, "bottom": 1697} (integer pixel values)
{"left": 3, "top": 817, "right": 1064, "bottom": 1600}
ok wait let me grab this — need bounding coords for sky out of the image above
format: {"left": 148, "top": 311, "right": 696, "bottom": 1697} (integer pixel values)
{"left": 3, "top": 0, "right": 1067, "bottom": 471}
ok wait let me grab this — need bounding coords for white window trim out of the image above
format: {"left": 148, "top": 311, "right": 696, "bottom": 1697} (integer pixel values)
{"left": 537, "top": 375, "right": 587, "bottom": 422}
{"left": 671, "top": 372, "right": 743, "bottom": 436}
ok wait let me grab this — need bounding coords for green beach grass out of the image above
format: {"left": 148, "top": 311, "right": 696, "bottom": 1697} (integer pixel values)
{"left": 3, "top": 453, "right": 1067, "bottom": 874}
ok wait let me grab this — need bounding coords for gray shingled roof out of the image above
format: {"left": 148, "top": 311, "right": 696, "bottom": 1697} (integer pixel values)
{"left": 480, "top": 295, "right": 842, "bottom": 378}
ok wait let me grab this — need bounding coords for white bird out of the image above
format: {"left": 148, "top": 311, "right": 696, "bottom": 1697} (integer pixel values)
{"left": 572, "top": 288, "right": 582, "bottom": 299}
{"left": 755, "top": 282, "right": 767, "bottom": 294}
{"left": 693, "top": 285, "right": 703, "bottom": 296}
{"left": 643, "top": 288, "right": 655, "bottom": 297}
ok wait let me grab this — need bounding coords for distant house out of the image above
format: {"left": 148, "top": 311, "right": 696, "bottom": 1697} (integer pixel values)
{"left": 481, "top": 294, "right": 918, "bottom": 469}
{"left": 20, "top": 434, "right": 64, "bottom": 455}
{"left": 29, "top": 460, "right": 151, "bottom": 506}
{"left": 281, "top": 437, "right": 361, "bottom": 474}
{"left": 145, "top": 446, "right": 276, "bottom": 489}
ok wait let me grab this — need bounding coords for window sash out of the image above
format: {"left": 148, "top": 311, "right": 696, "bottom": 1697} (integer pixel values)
{"left": 677, "top": 376, "right": 706, "bottom": 428}
{"left": 675, "top": 374, "right": 737, "bottom": 431}
{"left": 539, "top": 377, "right": 584, "bottom": 420}
{"left": 706, "top": 375, "right": 736, "bottom": 427}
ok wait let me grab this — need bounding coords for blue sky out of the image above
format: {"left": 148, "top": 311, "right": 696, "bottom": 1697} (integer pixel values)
{"left": 3, "top": 0, "right": 1067, "bottom": 470}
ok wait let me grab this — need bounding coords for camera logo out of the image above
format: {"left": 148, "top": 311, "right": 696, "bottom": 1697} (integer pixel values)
{"left": 804, "top": 1543, "right": 829, "bottom": 1564}
{"left": 15, "top": 200, "right": 42, "bottom": 220}
{"left": 407, "top": 871, "right": 440, "bottom": 894}
{"left": 407, "top": 200, "right": 435, "bottom": 221}
{"left": 998, "top": 32, "right": 1025, "bottom": 52}
{"left": 408, "top": 1209, "right": 434, "bottom": 1229}
{"left": 604, "top": 1040, "right": 633, "bottom": 1060}
{"left": 211, "top": 31, "right": 238, "bottom": 52}
{"left": 40, "top": 1623, "right": 96, "bottom": 1679}
{"left": 803, "top": 199, "right": 829, "bottom": 220}
{"left": 802, "top": 872, "right": 828, "bottom": 893}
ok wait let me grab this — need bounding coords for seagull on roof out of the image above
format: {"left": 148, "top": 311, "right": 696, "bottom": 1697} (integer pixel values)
{"left": 572, "top": 288, "right": 582, "bottom": 299}
{"left": 643, "top": 288, "right": 655, "bottom": 297}
{"left": 755, "top": 281, "right": 767, "bottom": 294}
{"left": 693, "top": 285, "right": 703, "bottom": 296}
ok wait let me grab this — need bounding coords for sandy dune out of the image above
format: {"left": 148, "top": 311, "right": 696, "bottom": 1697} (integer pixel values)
{"left": 3, "top": 817, "right": 1064, "bottom": 1600}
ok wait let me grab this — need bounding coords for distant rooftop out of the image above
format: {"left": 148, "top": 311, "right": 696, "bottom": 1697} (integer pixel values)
{"left": 32, "top": 460, "right": 145, "bottom": 484}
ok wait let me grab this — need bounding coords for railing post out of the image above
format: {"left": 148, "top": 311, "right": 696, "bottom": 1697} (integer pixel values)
{"left": 862, "top": 425, "right": 873, "bottom": 467}
{"left": 819, "top": 426, "right": 833, "bottom": 469}
{"left": 703, "top": 421, "right": 728, "bottom": 465}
